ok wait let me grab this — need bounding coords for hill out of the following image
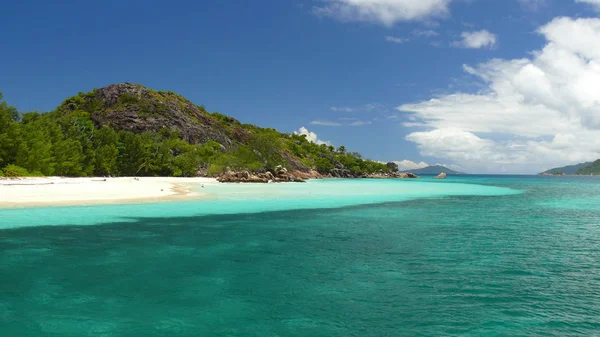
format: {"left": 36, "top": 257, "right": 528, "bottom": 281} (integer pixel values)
{"left": 0, "top": 84, "right": 402, "bottom": 179}
{"left": 575, "top": 160, "right": 600, "bottom": 175}
{"left": 539, "top": 161, "right": 593, "bottom": 175}
{"left": 403, "top": 165, "right": 464, "bottom": 175}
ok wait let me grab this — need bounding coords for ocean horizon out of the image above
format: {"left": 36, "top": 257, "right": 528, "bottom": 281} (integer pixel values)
{"left": 2, "top": 176, "right": 600, "bottom": 336}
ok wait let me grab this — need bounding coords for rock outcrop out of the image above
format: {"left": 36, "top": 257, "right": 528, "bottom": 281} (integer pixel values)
{"left": 217, "top": 166, "right": 306, "bottom": 183}
{"left": 365, "top": 172, "right": 419, "bottom": 179}
{"left": 66, "top": 83, "right": 251, "bottom": 147}
{"left": 329, "top": 168, "right": 353, "bottom": 178}
{"left": 435, "top": 172, "right": 447, "bottom": 179}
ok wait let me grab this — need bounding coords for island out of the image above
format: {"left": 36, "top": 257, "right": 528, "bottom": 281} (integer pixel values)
{"left": 539, "top": 160, "right": 600, "bottom": 176}
{"left": 0, "top": 83, "right": 418, "bottom": 183}
{"left": 402, "top": 165, "right": 465, "bottom": 175}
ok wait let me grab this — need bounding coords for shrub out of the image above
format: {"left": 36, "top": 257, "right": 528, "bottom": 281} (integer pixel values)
{"left": 2, "top": 164, "right": 31, "bottom": 177}
{"left": 117, "top": 93, "right": 139, "bottom": 105}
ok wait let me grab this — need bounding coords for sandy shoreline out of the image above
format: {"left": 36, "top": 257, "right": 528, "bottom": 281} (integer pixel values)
{"left": 0, "top": 177, "right": 218, "bottom": 207}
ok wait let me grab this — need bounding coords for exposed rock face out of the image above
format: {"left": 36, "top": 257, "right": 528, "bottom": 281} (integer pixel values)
{"left": 216, "top": 167, "right": 419, "bottom": 182}
{"left": 217, "top": 167, "right": 306, "bottom": 183}
{"left": 329, "top": 168, "right": 353, "bottom": 178}
{"left": 274, "top": 165, "right": 288, "bottom": 177}
{"left": 281, "top": 151, "right": 312, "bottom": 172}
{"left": 217, "top": 170, "right": 268, "bottom": 183}
{"left": 436, "top": 172, "right": 447, "bottom": 179}
{"left": 292, "top": 169, "right": 321, "bottom": 179}
{"left": 74, "top": 83, "right": 250, "bottom": 147}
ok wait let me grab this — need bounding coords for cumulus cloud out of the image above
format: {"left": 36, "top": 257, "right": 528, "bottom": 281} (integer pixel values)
{"left": 399, "top": 17, "right": 600, "bottom": 173}
{"left": 294, "top": 127, "right": 332, "bottom": 145}
{"left": 393, "top": 160, "right": 430, "bottom": 171}
{"left": 452, "top": 30, "right": 497, "bottom": 49}
{"left": 313, "top": 0, "right": 452, "bottom": 26}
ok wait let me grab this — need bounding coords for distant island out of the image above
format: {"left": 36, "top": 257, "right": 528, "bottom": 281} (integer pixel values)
{"left": 0, "top": 83, "right": 416, "bottom": 181}
{"left": 539, "top": 160, "right": 600, "bottom": 176}
{"left": 403, "top": 165, "right": 465, "bottom": 175}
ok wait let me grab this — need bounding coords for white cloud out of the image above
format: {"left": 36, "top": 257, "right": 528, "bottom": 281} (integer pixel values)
{"left": 398, "top": 17, "right": 600, "bottom": 173}
{"left": 330, "top": 106, "right": 354, "bottom": 112}
{"left": 310, "top": 120, "right": 344, "bottom": 126}
{"left": 385, "top": 35, "right": 409, "bottom": 43}
{"left": 313, "top": 0, "right": 452, "bottom": 26}
{"left": 393, "top": 160, "right": 430, "bottom": 171}
{"left": 452, "top": 30, "right": 497, "bottom": 49}
{"left": 294, "top": 127, "right": 332, "bottom": 145}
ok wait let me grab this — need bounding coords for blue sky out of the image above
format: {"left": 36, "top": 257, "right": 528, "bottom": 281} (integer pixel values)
{"left": 2, "top": 0, "right": 600, "bottom": 173}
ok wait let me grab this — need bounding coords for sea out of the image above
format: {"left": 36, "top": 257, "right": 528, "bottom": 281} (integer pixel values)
{"left": 1, "top": 176, "right": 599, "bottom": 336}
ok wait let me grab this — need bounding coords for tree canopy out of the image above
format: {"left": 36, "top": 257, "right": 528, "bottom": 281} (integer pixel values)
{"left": 0, "top": 87, "right": 392, "bottom": 178}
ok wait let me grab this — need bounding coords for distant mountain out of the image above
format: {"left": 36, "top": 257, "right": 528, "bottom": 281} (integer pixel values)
{"left": 539, "top": 161, "right": 593, "bottom": 175}
{"left": 403, "top": 165, "right": 465, "bottom": 175}
{"left": 575, "top": 160, "right": 600, "bottom": 175}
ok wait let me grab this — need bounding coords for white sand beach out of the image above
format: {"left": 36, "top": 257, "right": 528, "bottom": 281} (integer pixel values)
{"left": 0, "top": 177, "right": 218, "bottom": 207}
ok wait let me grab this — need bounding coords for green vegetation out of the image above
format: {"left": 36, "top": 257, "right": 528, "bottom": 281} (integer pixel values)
{"left": 0, "top": 86, "right": 391, "bottom": 177}
{"left": 575, "top": 160, "right": 600, "bottom": 175}
{"left": 540, "top": 161, "right": 592, "bottom": 175}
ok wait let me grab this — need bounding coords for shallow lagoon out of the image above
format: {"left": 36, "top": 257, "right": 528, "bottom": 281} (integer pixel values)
{"left": 2, "top": 176, "right": 600, "bottom": 336}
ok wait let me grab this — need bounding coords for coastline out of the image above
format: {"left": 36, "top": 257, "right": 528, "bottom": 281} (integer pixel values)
{"left": 0, "top": 177, "right": 218, "bottom": 208}
{"left": 0, "top": 173, "right": 423, "bottom": 209}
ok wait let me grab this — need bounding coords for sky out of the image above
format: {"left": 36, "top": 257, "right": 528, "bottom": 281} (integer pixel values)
{"left": 2, "top": 0, "right": 600, "bottom": 174}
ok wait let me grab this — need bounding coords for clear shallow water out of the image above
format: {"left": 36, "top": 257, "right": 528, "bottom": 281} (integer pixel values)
{"left": 0, "top": 179, "right": 518, "bottom": 229}
{"left": 1, "top": 176, "right": 600, "bottom": 336}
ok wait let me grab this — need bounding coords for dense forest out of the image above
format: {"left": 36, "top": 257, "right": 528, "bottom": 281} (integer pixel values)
{"left": 0, "top": 84, "right": 393, "bottom": 178}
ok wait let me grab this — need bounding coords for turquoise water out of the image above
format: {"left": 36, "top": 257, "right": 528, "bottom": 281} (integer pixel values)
{"left": 1, "top": 177, "right": 600, "bottom": 336}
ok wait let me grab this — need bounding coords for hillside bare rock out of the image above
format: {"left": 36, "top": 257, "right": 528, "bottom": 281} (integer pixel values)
{"left": 292, "top": 169, "right": 321, "bottom": 179}
{"left": 70, "top": 83, "right": 250, "bottom": 147}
